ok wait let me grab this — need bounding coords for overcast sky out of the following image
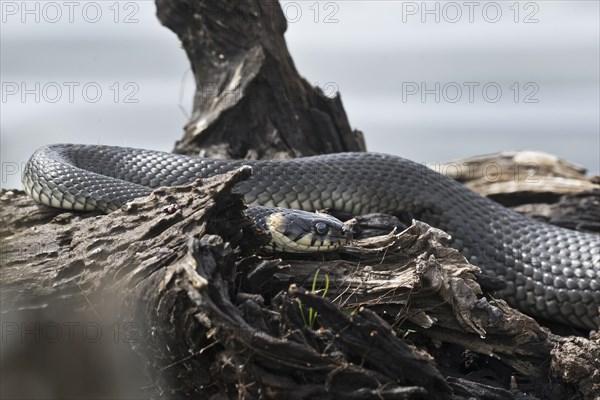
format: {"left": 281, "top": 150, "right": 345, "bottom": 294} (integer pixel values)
{"left": 2, "top": 1, "right": 599, "bottom": 190}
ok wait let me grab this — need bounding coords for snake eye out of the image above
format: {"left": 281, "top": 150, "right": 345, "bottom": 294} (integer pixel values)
{"left": 314, "top": 221, "right": 329, "bottom": 235}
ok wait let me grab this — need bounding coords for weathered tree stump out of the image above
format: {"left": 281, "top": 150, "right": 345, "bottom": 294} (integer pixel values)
{"left": 2, "top": 1, "right": 599, "bottom": 400}
{"left": 155, "top": 0, "right": 365, "bottom": 159}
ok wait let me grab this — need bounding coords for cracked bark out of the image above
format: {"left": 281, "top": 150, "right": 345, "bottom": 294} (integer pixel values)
{"left": 2, "top": 1, "right": 599, "bottom": 399}
{"left": 155, "top": 0, "right": 365, "bottom": 159}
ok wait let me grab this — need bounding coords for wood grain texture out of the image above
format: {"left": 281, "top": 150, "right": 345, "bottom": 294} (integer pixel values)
{"left": 2, "top": 1, "right": 599, "bottom": 399}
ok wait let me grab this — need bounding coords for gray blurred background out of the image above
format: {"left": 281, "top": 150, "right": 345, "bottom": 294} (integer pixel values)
{"left": 2, "top": 1, "right": 599, "bottom": 191}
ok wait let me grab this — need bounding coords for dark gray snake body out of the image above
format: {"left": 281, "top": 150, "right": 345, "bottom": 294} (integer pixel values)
{"left": 23, "top": 144, "right": 600, "bottom": 329}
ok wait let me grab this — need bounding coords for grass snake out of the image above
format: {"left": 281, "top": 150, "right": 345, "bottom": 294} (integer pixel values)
{"left": 23, "top": 144, "right": 600, "bottom": 330}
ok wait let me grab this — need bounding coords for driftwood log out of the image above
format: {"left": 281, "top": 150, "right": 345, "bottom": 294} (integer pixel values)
{"left": 1, "top": 1, "right": 599, "bottom": 399}
{"left": 432, "top": 152, "right": 600, "bottom": 232}
{"left": 155, "top": 0, "right": 365, "bottom": 159}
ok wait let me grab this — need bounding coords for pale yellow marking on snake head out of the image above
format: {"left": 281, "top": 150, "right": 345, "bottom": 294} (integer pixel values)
{"left": 265, "top": 211, "right": 352, "bottom": 253}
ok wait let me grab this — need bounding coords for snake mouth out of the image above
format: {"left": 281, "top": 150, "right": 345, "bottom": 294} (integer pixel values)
{"left": 263, "top": 209, "right": 353, "bottom": 253}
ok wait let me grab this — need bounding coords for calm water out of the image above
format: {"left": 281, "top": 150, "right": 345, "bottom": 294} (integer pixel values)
{"left": 2, "top": 1, "right": 598, "bottom": 190}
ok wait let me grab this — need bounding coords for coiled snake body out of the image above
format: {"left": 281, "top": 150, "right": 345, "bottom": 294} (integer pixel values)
{"left": 23, "top": 144, "right": 600, "bottom": 330}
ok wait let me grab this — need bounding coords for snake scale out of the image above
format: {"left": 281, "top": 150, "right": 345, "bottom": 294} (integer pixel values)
{"left": 23, "top": 144, "right": 600, "bottom": 330}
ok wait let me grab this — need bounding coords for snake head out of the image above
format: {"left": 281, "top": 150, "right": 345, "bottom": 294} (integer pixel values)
{"left": 248, "top": 207, "right": 353, "bottom": 253}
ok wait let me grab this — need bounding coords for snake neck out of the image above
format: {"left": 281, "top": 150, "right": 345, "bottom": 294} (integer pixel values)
{"left": 236, "top": 153, "right": 600, "bottom": 329}
{"left": 23, "top": 145, "right": 600, "bottom": 329}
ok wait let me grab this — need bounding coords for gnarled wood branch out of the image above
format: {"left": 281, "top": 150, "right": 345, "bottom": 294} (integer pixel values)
{"left": 2, "top": 1, "right": 599, "bottom": 399}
